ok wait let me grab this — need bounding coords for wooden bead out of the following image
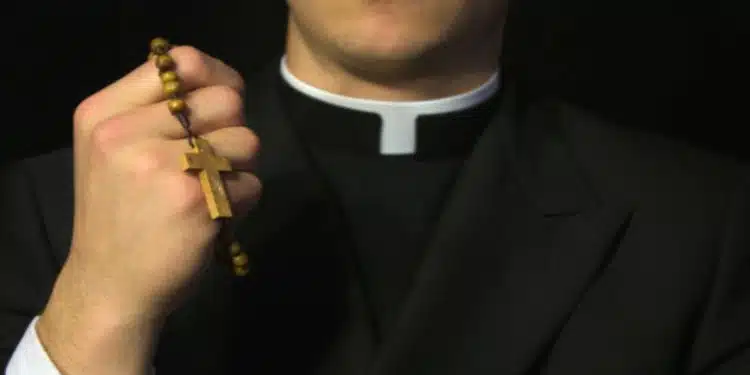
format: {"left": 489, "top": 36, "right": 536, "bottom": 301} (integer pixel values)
{"left": 232, "top": 253, "right": 249, "bottom": 267}
{"left": 229, "top": 241, "right": 242, "bottom": 256}
{"left": 160, "top": 71, "right": 178, "bottom": 83}
{"left": 233, "top": 265, "right": 249, "bottom": 277}
{"left": 155, "top": 54, "right": 175, "bottom": 70}
{"left": 167, "top": 98, "right": 186, "bottom": 113}
{"left": 163, "top": 81, "right": 181, "bottom": 96}
{"left": 150, "top": 38, "right": 171, "bottom": 55}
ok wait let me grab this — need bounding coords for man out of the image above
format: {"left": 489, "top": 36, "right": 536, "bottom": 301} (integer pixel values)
{"left": 2, "top": 0, "right": 749, "bottom": 374}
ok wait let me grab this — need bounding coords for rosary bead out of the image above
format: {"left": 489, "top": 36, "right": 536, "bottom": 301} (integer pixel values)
{"left": 229, "top": 241, "right": 242, "bottom": 256}
{"left": 163, "top": 80, "right": 181, "bottom": 96}
{"left": 232, "top": 252, "right": 249, "bottom": 267}
{"left": 155, "top": 54, "right": 175, "bottom": 70}
{"left": 167, "top": 98, "right": 187, "bottom": 113}
{"left": 160, "top": 71, "right": 178, "bottom": 83}
{"left": 150, "top": 36, "right": 245, "bottom": 277}
{"left": 233, "top": 265, "right": 250, "bottom": 277}
{"left": 150, "top": 38, "right": 171, "bottom": 55}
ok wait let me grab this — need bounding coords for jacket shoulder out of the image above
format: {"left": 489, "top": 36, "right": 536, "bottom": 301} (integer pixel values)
{"left": 4, "top": 147, "right": 75, "bottom": 262}
{"left": 552, "top": 102, "right": 748, "bottom": 202}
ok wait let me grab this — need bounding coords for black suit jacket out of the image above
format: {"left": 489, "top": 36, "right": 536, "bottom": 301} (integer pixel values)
{"left": 2, "top": 68, "right": 750, "bottom": 375}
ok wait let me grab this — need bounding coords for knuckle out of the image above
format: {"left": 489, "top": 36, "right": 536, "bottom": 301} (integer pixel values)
{"left": 171, "top": 46, "right": 211, "bottom": 83}
{"left": 89, "top": 120, "right": 128, "bottom": 154}
{"left": 240, "top": 127, "right": 261, "bottom": 155}
{"left": 129, "top": 150, "right": 168, "bottom": 178}
{"left": 211, "top": 85, "right": 245, "bottom": 119}
{"left": 164, "top": 173, "right": 205, "bottom": 214}
{"left": 251, "top": 174, "right": 263, "bottom": 197}
{"left": 73, "top": 96, "right": 102, "bottom": 132}
{"left": 229, "top": 69, "right": 246, "bottom": 94}
{"left": 233, "top": 173, "right": 262, "bottom": 213}
{"left": 244, "top": 174, "right": 263, "bottom": 207}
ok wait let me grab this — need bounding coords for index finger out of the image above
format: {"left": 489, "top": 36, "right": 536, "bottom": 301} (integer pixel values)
{"left": 74, "top": 45, "right": 245, "bottom": 130}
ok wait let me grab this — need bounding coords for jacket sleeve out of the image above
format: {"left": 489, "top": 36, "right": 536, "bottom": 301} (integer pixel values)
{"left": 690, "top": 171, "right": 750, "bottom": 374}
{"left": 0, "top": 160, "right": 61, "bottom": 369}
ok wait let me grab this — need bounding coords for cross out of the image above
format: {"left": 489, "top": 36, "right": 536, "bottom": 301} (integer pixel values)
{"left": 181, "top": 137, "right": 233, "bottom": 219}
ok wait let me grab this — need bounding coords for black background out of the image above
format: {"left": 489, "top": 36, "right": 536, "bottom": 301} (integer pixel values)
{"left": 1, "top": 0, "right": 747, "bottom": 163}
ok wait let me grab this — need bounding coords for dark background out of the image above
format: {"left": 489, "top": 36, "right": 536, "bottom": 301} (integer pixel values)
{"left": 1, "top": 0, "right": 747, "bottom": 163}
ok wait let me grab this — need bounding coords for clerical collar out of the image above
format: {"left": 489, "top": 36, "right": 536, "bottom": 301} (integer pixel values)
{"left": 278, "top": 57, "right": 501, "bottom": 158}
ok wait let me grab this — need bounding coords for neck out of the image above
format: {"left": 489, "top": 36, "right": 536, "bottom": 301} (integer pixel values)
{"left": 284, "top": 19, "right": 501, "bottom": 102}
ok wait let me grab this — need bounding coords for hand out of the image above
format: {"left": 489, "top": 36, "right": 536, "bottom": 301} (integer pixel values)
{"left": 36, "top": 46, "right": 262, "bottom": 375}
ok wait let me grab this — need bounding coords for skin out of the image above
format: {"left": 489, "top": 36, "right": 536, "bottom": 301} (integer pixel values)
{"left": 36, "top": 1, "right": 507, "bottom": 374}
{"left": 285, "top": 0, "right": 506, "bottom": 100}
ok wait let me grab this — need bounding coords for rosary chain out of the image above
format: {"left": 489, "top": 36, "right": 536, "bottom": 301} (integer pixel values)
{"left": 149, "top": 37, "right": 249, "bottom": 277}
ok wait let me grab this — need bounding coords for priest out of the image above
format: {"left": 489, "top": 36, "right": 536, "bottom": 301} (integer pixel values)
{"left": 3, "top": 0, "right": 750, "bottom": 374}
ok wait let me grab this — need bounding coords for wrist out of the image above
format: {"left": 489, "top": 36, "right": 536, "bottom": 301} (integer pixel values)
{"left": 37, "top": 279, "right": 163, "bottom": 375}
{"left": 37, "top": 308, "right": 161, "bottom": 375}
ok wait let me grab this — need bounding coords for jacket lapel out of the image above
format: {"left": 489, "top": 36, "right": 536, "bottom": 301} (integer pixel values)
{"left": 374, "top": 88, "right": 634, "bottom": 375}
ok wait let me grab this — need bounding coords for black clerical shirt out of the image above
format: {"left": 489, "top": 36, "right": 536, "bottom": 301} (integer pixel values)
{"left": 278, "top": 75, "right": 500, "bottom": 339}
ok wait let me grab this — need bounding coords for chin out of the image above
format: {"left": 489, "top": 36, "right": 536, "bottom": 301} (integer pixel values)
{"left": 347, "top": 38, "right": 428, "bottom": 62}
{"left": 330, "top": 25, "right": 448, "bottom": 74}
{"left": 331, "top": 39, "right": 434, "bottom": 79}
{"left": 287, "top": 2, "right": 475, "bottom": 80}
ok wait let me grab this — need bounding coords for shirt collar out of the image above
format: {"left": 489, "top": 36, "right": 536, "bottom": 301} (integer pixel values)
{"left": 280, "top": 57, "right": 501, "bottom": 155}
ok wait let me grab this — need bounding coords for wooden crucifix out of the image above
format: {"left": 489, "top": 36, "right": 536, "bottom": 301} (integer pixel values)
{"left": 181, "top": 137, "right": 233, "bottom": 219}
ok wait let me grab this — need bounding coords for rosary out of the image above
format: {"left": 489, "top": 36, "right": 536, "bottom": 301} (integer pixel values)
{"left": 149, "top": 37, "right": 249, "bottom": 277}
